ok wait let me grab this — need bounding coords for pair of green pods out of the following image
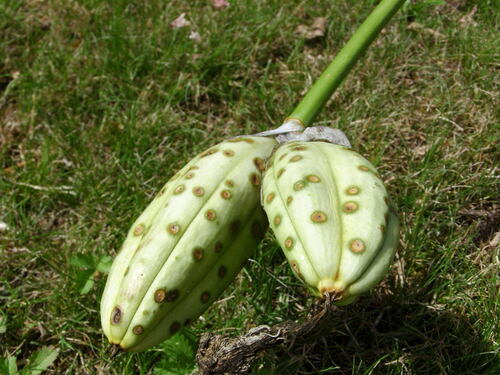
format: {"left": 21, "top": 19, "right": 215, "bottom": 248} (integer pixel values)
{"left": 100, "top": 133, "right": 399, "bottom": 351}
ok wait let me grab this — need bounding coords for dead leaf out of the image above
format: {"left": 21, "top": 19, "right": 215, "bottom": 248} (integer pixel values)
{"left": 37, "top": 322, "right": 47, "bottom": 338}
{"left": 444, "top": 0, "right": 466, "bottom": 9}
{"left": 189, "top": 30, "right": 202, "bottom": 43}
{"left": 459, "top": 6, "right": 478, "bottom": 27}
{"left": 297, "top": 17, "right": 328, "bottom": 40}
{"left": 412, "top": 145, "right": 429, "bottom": 157}
{"left": 212, "top": 0, "right": 230, "bottom": 10}
{"left": 3, "top": 167, "right": 15, "bottom": 175}
{"left": 489, "top": 231, "right": 500, "bottom": 249}
{"left": 0, "top": 221, "right": 8, "bottom": 232}
{"left": 458, "top": 208, "right": 499, "bottom": 219}
{"left": 407, "top": 22, "right": 445, "bottom": 40}
{"left": 169, "top": 13, "right": 190, "bottom": 29}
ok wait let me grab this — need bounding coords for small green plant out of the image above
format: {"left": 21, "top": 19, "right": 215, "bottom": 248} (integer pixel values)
{"left": 153, "top": 331, "right": 197, "bottom": 375}
{"left": 0, "top": 347, "right": 59, "bottom": 375}
{"left": 70, "top": 253, "right": 112, "bottom": 295}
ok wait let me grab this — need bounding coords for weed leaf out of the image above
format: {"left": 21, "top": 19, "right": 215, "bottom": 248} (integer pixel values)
{"left": 20, "top": 346, "right": 59, "bottom": 375}
{"left": 96, "top": 255, "right": 113, "bottom": 273}
{"left": 153, "top": 331, "right": 197, "bottom": 375}
{"left": 0, "top": 356, "right": 18, "bottom": 375}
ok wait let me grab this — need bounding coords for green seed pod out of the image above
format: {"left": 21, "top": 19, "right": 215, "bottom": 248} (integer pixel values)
{"left": 262, "top": 141, "right": 399, "bottom": 303}
{"left": 100, "top": 136, "right": 276, "bottom": 351}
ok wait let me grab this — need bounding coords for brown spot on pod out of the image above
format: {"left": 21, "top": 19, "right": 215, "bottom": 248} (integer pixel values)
{"left": 242, "top": 138, "right": 254, "bottom": 143}
{"left": 279, "top": 153, "right": 288, "bottom": 161}
{"left": 380, "top": 224, "right": 386, "bottom": 233}
{"left": 290, "top": 155, "right": 302, "bottom": 162}
{"left": 166, "top": 290, "right": 179, "bottom": 302}
{"left": 284, "top": 237, "right": 294, "bottom": 250}
{"left": 251, "top": 221, "right": 264, "bottom": 239}
{"left": 311, "top": 211, "right": 327, "bottom": 223}
{"left": 292, "top": 146, "right": 307, "bottom": 151}
{"left": 227, "top": 138, "right": 242, "bottom": 143}
{"left": 143, "top": 310, "right": 150, "bottom": 316}
{"left": 111, "top": 306, "right": 122, "bottom": 324}
{"left": 220, "top": 190, "right": 232, "bottom": 200}
{"left": 286, "top": 196, "right": 293, "bottom": 205}
{"left": 277, "top": 168, "right": 285, "bottom": 178}
{"left": 184, "top": 172, "right": 195, "bottom": 179}
{"left": 253, "top": 157, "right": 266, "bottom": 171}
{"left": 358, "top": 165, "right": 370, "bottom": 172}
{"left": 167, "top": 222, "right": 181, "bottom": 235}
{"left": 294, "top": 180, "right": 305, "bottom": 191}
{"left": 170, "top": 322, "right": 181, "bottom": 334}
{"left": 174, "top": 185, "right": 185, "bottom": 194}
{"left": 250, "top": 173, "right": 261, "bottom": 186}
{"left": 133, "top": 224, "right": 145, "bottom": 236}
{"left": 225, "top": 180, "right": 234, "bottom": 188}
{"left": 273, "top": 215, "right": 281, "bottom": 226}
{"left": 230, "top": 221, "right": 240, "bottom": 234}
{"left": 218, "top": 265, "right": 227, "bottom": 278}
{"left": 266, "top": 192, "right": 275, "bottom": 203}
{"left": 266, "top": 160, "right": 273, "bottom": 169}
{"left": 205, "top": 209, "right": 217, "bottom": 221}
{"left": 201, "top": 291, "right": 210, "bottom": 303}
{"left": 133, "top": 325, "right": 144, "bottom": 335}
{"left": 349, "top": 239, "right": 365, "bottom": 253}
{"left": 214, "top": 241, "right": 223, "bottom": 253}
{"left": 124, "top": 266, "right": 129, "bottom": 276}
{"left": 306, "top": 175, "right": 320, "bottom": 183}
{"left": 346, "top": 186, "right": 360, "bottom": 195}
{"left": 290, "top": 260, "right": 303, "bottom": 280}
{"left": 154, "top": 289, "right": 166, "bottom": 303}
{"left": 193, "top": 247, "right": 204, "bottom": 261}
{"left": 188, "top": 166, "right": 199, "bottom": 171}
{"left": 193, "top": 186, "right": 205, "bottom": 197}
{"left": 223, "top": 149, "right": 235, "bottom": 157}
{"left": 343, "top": 202, "right": 358, "bottom": 213}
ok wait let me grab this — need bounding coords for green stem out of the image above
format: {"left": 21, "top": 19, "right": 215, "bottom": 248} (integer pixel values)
{"left": 287, "top": 0, "right": 405, "bottom": 127}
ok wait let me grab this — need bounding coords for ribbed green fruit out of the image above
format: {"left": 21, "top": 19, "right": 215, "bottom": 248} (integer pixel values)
{"left": 100, "top": 136, "right": 277, "bottom": 351}
{"left": 262, "top": 141, "right": 399, "bottom": 304}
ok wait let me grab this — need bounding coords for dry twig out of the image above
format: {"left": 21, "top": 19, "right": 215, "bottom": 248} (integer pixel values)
{"left": 194, "top": 293, "right": 339, "bottom": 375}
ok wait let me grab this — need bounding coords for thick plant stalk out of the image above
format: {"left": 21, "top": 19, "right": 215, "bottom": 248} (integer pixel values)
{"left": 288, "top": 0, "right": 405, "bottom": 126}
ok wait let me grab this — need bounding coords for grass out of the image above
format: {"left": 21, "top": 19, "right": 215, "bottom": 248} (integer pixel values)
{"left": 1, "top": 0, "right": 498, "bottom": 374}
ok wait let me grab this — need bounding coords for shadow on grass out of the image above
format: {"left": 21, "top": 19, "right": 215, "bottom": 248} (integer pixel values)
{"left": 257, "top": 290, "right": 498, "bottom": 375}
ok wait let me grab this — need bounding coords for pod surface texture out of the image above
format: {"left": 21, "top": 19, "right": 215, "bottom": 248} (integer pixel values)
{"left": 262, "top": 141, "right": 399, "bottom": 302}
{"left": 100, "top": 136, "right": 277, "bottom": 351}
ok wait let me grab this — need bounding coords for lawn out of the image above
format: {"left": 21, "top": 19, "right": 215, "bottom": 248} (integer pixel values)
{"left": 0, "top": 0, "right": 498, "bottom": 374}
